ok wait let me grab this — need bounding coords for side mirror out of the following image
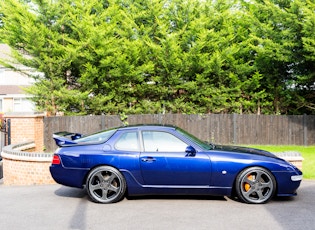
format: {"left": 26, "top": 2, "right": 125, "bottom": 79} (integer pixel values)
{"left": 185, "top": 145, "right": 196, "bottom": 156}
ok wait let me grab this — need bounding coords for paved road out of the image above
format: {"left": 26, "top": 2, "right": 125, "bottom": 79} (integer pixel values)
{"left": 0, "top": 180, "right": 314, "bottom": 230}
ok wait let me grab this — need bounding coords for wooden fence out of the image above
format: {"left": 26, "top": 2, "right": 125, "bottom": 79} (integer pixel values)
{"left": 44, "top": 114, "right": 315, "bottom": 152}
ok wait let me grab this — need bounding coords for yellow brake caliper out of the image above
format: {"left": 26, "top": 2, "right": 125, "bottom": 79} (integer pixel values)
{"left": 244, "top": 175, "right": 254, "bottom": 192}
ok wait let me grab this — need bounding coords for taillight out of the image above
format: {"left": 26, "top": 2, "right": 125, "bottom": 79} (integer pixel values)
{"left": 52, "top": 154, "right": 61, "bottom": 165}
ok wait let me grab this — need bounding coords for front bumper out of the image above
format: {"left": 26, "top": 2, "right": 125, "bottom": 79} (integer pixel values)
{"left": 273, "top": 169, "right": 303, "bottom": 196}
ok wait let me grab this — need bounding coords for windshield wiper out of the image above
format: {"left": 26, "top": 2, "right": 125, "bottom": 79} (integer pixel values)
{"left": 205, "top": 141, "right": 215, "bottom": 150}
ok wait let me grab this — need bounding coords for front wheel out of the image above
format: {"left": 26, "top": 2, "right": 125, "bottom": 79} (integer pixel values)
{"left": 235, "top": 167, "right": 276, "bottom": 204}
{"left": 86, "top": 166, "right": 126, "bottom": 204}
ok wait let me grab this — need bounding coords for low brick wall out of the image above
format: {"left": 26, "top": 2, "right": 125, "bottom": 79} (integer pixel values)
{"left": 1, "top": 142, "right": 55, "bottom": 185}
{"left": 274, "top": 151, "right": 304, "bottom": 171}
{"left": 4, "top": 112, "right": 45, "bottom": 152}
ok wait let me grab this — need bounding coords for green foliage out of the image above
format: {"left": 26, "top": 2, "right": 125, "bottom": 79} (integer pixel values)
{"left": 0, "top": 0, "right": 314, "bottom": 115}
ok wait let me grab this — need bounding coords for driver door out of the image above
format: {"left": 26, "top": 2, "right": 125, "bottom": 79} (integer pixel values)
{"left": 140, "top": 130, "right": 211, "bottom": 186}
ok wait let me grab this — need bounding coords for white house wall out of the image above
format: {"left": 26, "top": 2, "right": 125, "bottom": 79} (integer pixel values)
{"left": 0, "top": 69, "right": 35, "bottom": 85}
{"left": 0, "top": 44, "right": 37, "bottom": 113}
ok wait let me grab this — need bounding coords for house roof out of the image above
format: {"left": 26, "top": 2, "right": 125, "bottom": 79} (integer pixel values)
{"left": 0, "top": 44, "right": 33, "bottom": 70}
{"left": 0, "top": 44, "right": 36, "bottom": 87}
{"left": 0, "top": 44, "right": 14, "bottom": 67}
{"left": 0, "top": 85, "right": 29, "bottom": 95}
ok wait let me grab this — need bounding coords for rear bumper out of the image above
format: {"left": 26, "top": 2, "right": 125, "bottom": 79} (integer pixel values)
{"left": 50, "top": 165, "right": 88, "bottom": 188}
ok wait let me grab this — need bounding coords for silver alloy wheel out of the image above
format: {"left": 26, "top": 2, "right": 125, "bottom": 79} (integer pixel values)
{"left": 236, "top": 167, "right": 276, "bottom": 204}
{"left": 86, "top": 166, "right": 126, "bottom": 204}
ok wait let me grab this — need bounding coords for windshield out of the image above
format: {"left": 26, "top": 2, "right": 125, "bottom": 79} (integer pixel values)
{"left": 74, "top": 129, "right": 117, "bottom": 144}
{"left": 176, "top": 127, "right": 213, "bottom": 150}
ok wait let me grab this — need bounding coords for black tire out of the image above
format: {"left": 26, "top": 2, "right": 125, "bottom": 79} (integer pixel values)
{"left": 235, "top": 167, "right": 276, "bottom": 204}
{"left": 86, "top": 166, "right": 126, "bottom": 204}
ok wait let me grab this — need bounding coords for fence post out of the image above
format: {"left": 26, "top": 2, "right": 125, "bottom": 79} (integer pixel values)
{"left": 7, "top": 119, "right": 11, "bottom": 146}
{"left": 233, "top": 113, "right": 237, "bottom": 144}
{"left": 303, "top": 114, "right": 308, "bottom": 146}
{"left": 101, "top": 115, "right": 106, "bottom": 130}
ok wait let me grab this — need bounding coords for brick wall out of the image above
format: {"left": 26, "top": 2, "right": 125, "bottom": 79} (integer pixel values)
{"left": 4, "top": 113, "right": 45, "bottom": 152}
{"left": 274, "top": 151, "right": 304, "bottom": 171}
{"left": 3, "top": 157, "right": 55, "bottom": 185}
{"left": 1, "top": 113, "right": 55, "bottom": 185}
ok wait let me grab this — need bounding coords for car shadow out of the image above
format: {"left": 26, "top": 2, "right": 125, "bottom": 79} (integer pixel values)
{"left": 126, "top": 194, "right": 227, "bottom": 201}
{"left": 53, "top": 186, "right": 299, "bottom": 204}
{"left": 54, "top": 186, "right": 227, "bottom": 202}
{"left": 227, "top": 194, "right": 296, "bottom": 204}
{"left": 54, "top": 186, "right": 87, "bottom": 199}
{"left": 271, "top": 196, "right": 295, "bottom": 202}
{"left": 262, "top": 180, "right": 315, "bottom": 229}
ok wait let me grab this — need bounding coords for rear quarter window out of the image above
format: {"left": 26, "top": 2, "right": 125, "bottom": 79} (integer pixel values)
{"left": 115, "top": 132, "right": 140, "bottom": 151}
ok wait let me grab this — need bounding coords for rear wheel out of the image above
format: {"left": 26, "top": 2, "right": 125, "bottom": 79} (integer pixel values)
{"left": 235, "top": 167, "right": 276, "bottom": 204}
{"left": 86, "top": 166, "right": 126, "bottom": 204}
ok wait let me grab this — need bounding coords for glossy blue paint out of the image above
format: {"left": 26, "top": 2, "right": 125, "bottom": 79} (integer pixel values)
{"left": 49, "top": 125, "right": 302, "bottom": 202}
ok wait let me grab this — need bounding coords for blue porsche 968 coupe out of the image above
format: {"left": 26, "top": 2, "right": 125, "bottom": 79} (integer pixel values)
{"left": 50, "top": 125, "right": 302, "bottom": 204}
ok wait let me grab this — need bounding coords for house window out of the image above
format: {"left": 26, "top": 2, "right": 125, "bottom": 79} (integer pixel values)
{"left": 13, "top": 98, "right": 34, "bottom": 112}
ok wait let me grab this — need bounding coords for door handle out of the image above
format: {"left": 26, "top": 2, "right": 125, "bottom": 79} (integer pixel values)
{"left": 141, "top": 157, "right": 156, "bottom": 162}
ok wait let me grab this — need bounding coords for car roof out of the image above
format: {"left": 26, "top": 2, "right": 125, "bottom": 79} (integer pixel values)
{"left": 116, "top": 124, "right": 178, "bottom": 131}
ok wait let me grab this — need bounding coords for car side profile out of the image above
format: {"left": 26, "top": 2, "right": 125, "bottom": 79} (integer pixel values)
{"left": 50, "top": 125, "right": 302, "bottom": 204}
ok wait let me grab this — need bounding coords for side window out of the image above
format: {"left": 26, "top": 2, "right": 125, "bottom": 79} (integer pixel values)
{"left": 142, "top": 131, "right": 187, "bottom": 152}
{"left": 115, "top": 132, "right": 139, "bottom": 151}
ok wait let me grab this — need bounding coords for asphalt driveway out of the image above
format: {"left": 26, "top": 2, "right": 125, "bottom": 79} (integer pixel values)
{"left": 0, "top": 180, "right": 314, "bottom": 230}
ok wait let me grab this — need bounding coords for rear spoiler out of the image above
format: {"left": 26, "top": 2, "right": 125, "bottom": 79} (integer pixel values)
{"left": 53, "top": 131, "right": 83, "bottom": 147}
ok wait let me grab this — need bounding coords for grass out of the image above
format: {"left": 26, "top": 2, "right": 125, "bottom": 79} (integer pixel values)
{"left": 248, "top": 145, "right": 315, "bottom": 179}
